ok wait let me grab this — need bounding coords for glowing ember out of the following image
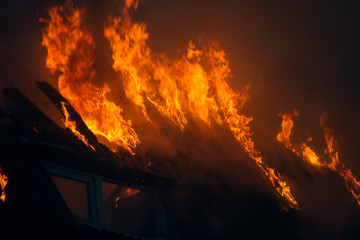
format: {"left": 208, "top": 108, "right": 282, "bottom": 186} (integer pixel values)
{"left": 41, "top": 1, "right": 140, "bottom": 154}
{"left": 104, "top": 1, "right": 298, "bottom": 209}
{"left": 114, "top": 187, "right": 140, "bottom": 208}
{"left": 0, "top": 168, "right": 8, "bottom": 202}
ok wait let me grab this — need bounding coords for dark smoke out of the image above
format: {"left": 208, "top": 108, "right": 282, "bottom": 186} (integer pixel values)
{"left": 1, "top": 0, "right": 360, "bottom": 239}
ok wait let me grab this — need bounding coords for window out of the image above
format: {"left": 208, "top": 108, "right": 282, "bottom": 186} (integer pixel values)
{"left": 102, "top": 181, "right": 156, "bottom": 236}
{"left": 46, "top": 163, "right": 166, "bottom": 238}
{"left": 52, "top": 176, "right": 89, "bottom": 220}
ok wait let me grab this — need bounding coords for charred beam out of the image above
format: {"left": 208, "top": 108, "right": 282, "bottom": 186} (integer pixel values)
{"left": 36, "top": 81, "right": 106, "bottom": 154}
{"left": 2, "top": 87, "right": 66, "bottom": 138}
{"left": 1, "top": 87, "right": 94, "bottom": 152}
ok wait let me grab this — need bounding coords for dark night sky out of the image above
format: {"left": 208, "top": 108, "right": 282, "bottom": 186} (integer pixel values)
{"left": 1, "top": 1, "right": 360, "bottom": 237}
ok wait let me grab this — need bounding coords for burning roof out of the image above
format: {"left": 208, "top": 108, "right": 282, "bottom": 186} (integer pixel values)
{"left": 1, "top": 0, "right": 360, "bottom": 239}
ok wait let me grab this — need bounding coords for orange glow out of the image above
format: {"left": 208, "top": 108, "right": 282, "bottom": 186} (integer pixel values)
{"left": 104, "top": 2, "right": 298, "bottom": 209}
{"left": 41, "top": 1, "right": 140, "bottom": 154}
{"left": 0, "top": 168, "right": 8, "bottom": 202}
{"left": 114, "top": 187, "right": 140, "bottom": 207}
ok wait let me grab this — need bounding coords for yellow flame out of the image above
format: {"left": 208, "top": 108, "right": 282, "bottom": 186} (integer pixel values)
{"left": 41, "top": 1, "right": 140, "bottom": 154}
{"left": 300, "top": 143, "right": 321, "bottom": 167}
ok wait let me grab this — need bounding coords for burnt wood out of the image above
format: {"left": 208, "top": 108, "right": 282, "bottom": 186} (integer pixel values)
{"left": 36, "top": 81, "right": 106, "bottom": 154}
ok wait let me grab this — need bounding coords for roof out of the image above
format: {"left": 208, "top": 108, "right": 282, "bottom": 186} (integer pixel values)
{"left": 0, "top": 84, "right": 175, "bottom": 239}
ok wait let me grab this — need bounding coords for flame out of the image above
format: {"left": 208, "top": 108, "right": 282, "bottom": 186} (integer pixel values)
{"left": 104, "top": 2, "right": 298, "bottom": 209}
{"left": 60, "top": 101, "right": 95, "bottom": 150}
{"left": 41, "top": 1, "right": 140, "bottom": 154}
{"left": 320, "top": 115, "right": 339, "bottom": 171}
{"left": 320, "top": 115, "right": 360, "bottom": 205}
{"left": 277, "top": 109, "right": 322, "bottom": 167}
{"left": 114, "top": 187, "right": 140, "bottom": 207}
{"left": 0, "top": 168, "right": 8, "bottom": 202}
{"left": 277, "top": 109, "right": 299, "bottom": 149}
{"left": 300, "top": 143, "right": 321, "bottom": 167}
{"left": 277, "top": 110, "right": 360, "bottom": 205}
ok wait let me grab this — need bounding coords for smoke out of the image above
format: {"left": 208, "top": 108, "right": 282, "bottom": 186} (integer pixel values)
{"left": 1, "top": 0, "right": 360, "bottom": 239}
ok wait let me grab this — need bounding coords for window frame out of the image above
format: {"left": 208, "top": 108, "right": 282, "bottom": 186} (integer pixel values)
{"left": 45, "top": 162, "right": 167, "bottom": 237}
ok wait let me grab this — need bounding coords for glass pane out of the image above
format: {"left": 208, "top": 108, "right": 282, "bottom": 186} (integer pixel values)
{"left": 52, "top": 176, "right": 89, "bottom": 220}
{"left": 102, "top": 181, "right": 156, "bottom": 237}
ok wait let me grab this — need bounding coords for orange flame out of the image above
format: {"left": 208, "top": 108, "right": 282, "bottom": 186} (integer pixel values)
{"left": 277, "top": 109, "right": 299, "bottom": 149}
{"left": 114, "top": 187, "right": 140, "bottom": 207}
{"left": 60, "top": 101, "right": 95, "bottom": 150}
{"left": 300, "top": 142, "right": 322, "bottom": 167}
{"left": 41, "top": 1, "right": 140, "bottom": 154}
{"left": 0, "top": 168, "right": 8, "bottom": 202}
{"left": 104, "top": 2, "right": 298, "bottom": 209}
{"left": 277, "top": 110, "right": 360, "bottom": 206}
{"left": 277, "top": 109, "right": 322, "bottom": 167}
{"left": 320, "top": 115, "right": 360, "bottom": 205}
{"left": 320, "top": 115, "right": 339, "bottom": 171}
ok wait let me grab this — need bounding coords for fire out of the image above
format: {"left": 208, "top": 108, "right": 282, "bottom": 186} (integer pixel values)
{"left": 41, "top": 1, "right": 140, "bottom": 154}
{"left": 277, "top": 109, "right": 299, "bottom": 149}
{"left": 277, "top": 110, "right": 360, "bottom": 205}
{"left": 320, "top": 115, "right": 360, "bottom": 205}
{"left": 114, "top": 187, "right": 140, "bottom": 208}
{"left": 104, "top": 1, "right": 298, "bottom": 209}
{"left": 320, "top": 115, "right": 339, "bottom": 171}
{"left": 38, "top": 0, "right": 298, "bottom": 208}
{"left": 60, "top": 101, "right": 95, "bottom": 150}
{"left": 277, "top": 109, "right": 322, "bottom": 167}
{"left": 300, "top": 143, "right": 321, "bottom": 167}
{"left": 0, "top": 168, "right": 8, "bottom": 202}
